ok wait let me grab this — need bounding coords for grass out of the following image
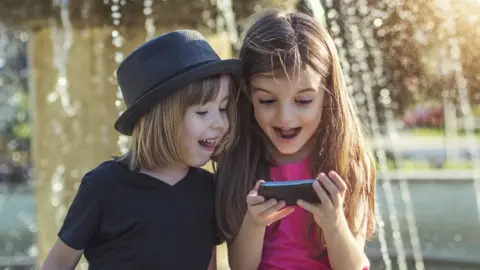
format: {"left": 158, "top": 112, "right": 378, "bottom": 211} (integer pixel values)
{"left": 409, "top": 127, "right": 480, "bottom": 137}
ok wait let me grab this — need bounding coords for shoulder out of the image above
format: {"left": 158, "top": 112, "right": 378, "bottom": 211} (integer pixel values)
{"left": 79, "top": 160, "right": 127, "bottom": 190}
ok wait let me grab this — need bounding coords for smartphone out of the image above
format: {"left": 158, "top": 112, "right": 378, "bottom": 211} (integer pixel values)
{"left": 257, "top": 179, "right": 321, "bottom": 206}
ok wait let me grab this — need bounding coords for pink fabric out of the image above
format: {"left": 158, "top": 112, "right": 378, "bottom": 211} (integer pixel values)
{"left": 258, "top": 158, "right": 369, "bottom": 270}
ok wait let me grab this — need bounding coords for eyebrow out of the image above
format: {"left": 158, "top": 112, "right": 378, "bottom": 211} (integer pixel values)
{"left": 252, "top": 87, "right": 316, "bottom": 94}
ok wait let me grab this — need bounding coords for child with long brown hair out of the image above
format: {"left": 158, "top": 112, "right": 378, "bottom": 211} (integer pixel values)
{"left": 215, "top": 10, "right": 376, "bottom": 270}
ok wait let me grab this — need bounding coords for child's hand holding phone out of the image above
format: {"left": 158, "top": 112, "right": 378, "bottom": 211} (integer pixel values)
{"left": 245, "top": 180, "right": 295, "bottom": 227}
{"left": 297, "top": 171, "right": 348, "bottom": 233}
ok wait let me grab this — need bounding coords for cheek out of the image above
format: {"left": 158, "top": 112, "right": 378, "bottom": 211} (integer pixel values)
{"left": 183, "top": 117, "right": 202, "bottom": 139}
{"left": 302, "top": 101, "right": 324, "bottom": 127}
{"left": 252, "top": 104, "right": 271, "bottom": 127}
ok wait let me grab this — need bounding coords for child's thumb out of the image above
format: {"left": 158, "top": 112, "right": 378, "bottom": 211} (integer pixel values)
{"left": 253, "top": 179, "right": 265, "bottom": 191}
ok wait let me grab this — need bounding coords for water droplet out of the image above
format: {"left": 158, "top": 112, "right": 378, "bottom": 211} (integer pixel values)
{"left": 112, "top": 12, "right": 122, "bottom": 20}
{"left": 47, "top": 92, "right": 58, "bottom": 103}
{"left": 143, "top": 7, "right": 153, "bottom": 16}
{"left": 115, "top": 52, "right": 124, "bottom": 63}
{"left": 111, "top": 30, "right": 119, "bottom": 38}
{"left": 58, "top": 76, "right": 67, "bottom": 86}
{"left": 28, "top": 245, "right": 39, "bottom": 257}
{"left": 113, "top": 37, "right": 124, "bottom": 48}
{"left": 51, "top": 197, "right": 60, "bottom": 207}
{"left": 373, "top": 18, "right": 383, "bottom": 28}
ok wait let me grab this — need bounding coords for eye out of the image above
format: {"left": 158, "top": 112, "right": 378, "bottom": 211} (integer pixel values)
{"left": 220, "top": 107, "right": 227, "bottom": 113}
{"left": 296, "top": 99, "right": 312, "bottom": 104}
{"left": 196, "top": 110, "right": 208, "bottom": 115}
{"left": 259, "top": 99, "right": 275, "bottom": 104}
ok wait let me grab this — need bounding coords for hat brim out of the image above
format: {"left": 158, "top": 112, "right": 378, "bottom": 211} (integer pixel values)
{"left": 114, "top": 59, "right": 242, "bottom": 136}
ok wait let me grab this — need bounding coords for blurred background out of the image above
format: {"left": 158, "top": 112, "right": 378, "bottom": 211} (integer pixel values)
{"left": 0, "top": 0, "right": 479, "bottom": 269}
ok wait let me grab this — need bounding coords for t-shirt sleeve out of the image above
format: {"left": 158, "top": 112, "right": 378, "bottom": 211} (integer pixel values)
{"left": 58, "top": 173, "right": 101, "bottom": 250}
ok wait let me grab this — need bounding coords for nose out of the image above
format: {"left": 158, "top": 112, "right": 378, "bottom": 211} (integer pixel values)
{"left": 210, "top": 110, "right": 228, "bottom": 131}
{"left": 277, "top": 103, "right": 294, "bottom": 126}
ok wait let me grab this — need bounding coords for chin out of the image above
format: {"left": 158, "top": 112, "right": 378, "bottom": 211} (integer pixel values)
{"left": 269, "top": 141, "right": 299, "bottom": 154}
{"left": 275, "top": 146, "right": 303, "bottom": 155}
{"left": 187, "top": 158, "right": 210, "bottom": 168}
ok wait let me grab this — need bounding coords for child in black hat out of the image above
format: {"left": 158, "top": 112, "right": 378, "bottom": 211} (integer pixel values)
{"left": 42, "top": 30, "right": 242, "bottom": 270}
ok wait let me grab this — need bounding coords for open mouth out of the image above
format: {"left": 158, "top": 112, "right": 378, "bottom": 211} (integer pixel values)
{"left": 198, "top": 139, "right": 218, "bottom": 150}
{"left": 274, "top": 127, "right": 301, "bottom": 140}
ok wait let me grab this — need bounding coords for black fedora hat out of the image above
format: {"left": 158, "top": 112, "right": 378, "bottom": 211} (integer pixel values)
{"left": 114, "top": 29, "right": 242, "bottom": 135}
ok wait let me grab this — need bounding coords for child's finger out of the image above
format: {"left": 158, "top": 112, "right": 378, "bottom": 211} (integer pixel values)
{"left": 328, "top": 171, "right": 347, "bottom": 194}
{"left": 246, "top": 193, "right": 265, "bottom": 206}
{"left": 253, "top": 179, "right": 265, "bottom": 191}
{"left": 319, "top": 174, "right": 340, "bottom": 206}
{"left": 259, "top": 200, "right": 286, "bottom": 218}
{"left": 297, "top": 200, "right": 319, "bottom": 215}
{"left": 313, "top": 180, "right": 333, "bottom": 209}
{"left": 251, "top": 198, "right": 278, "bottom": 214}
{"left": 268, "top": 207, "right": 295, "bottom": 223}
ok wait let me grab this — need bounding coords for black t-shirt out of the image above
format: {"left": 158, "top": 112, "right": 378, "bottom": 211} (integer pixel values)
{"left": 58, "top": 160, "right": 221, "bottom": 270}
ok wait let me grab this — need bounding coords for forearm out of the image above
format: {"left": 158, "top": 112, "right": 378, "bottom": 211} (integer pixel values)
{"left": 228, "top": 215, "right": 265, "bottom": 270}
{"left": 323, "top": 219, "right": 366, "bottom": 270}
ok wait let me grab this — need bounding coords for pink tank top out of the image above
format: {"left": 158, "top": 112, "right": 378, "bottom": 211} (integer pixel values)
{"left": 259, "top": 158, "right": 369, "bottom": 270}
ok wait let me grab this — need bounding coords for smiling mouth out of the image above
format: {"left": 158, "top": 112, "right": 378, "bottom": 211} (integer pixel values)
{"left": 273, "top": 127, "right": 301, "bottom": 139}
{"left": 198, "top": 138, "right": 218, "bottom": 149}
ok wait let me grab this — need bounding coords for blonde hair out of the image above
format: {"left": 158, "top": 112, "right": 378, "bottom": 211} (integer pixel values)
{"left": 215, "top": 10, "right": 376, "bottom": 247}
{"left": 121, "top": 75, "right": 236, "bottom": 170}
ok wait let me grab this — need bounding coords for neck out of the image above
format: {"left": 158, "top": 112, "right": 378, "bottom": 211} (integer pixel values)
{"left": 140, "top": 164, "right": 189, "bottom": 186}
{"left": 271, "top": 136, "right": 316, "bottom": 165}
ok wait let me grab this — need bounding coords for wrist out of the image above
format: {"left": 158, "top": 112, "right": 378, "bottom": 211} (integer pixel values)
{"left": 244, "top": 213, "right": 266, "bottom": 230}
{"left": 323, "top": 214, "right": 349, "bottom": 237}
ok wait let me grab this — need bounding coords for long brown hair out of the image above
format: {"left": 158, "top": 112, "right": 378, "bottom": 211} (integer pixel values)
{"left": 215, "top": 10, "right": 376, "bottom": 246}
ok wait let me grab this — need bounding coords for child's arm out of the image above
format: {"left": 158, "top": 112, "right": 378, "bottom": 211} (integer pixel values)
{"left": 227, "top": 214, "right": 266, "bottom": 270}
{"left": 42, "top": 238, "right": 83, "bottom": 270}
{"left": 228, "top": 180, "right": 295, "bottom": 270}
{"left": 320, "top": 158, "right": 375, "bottom": 270}
{"left": 321, "top": 199, "right": 369, "bottom": 270}
{"left": 43, "top": 173, "right": 101, "bottom": 270}
{"left": 298, "top": 164, "right": 374, "bottom": 270}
